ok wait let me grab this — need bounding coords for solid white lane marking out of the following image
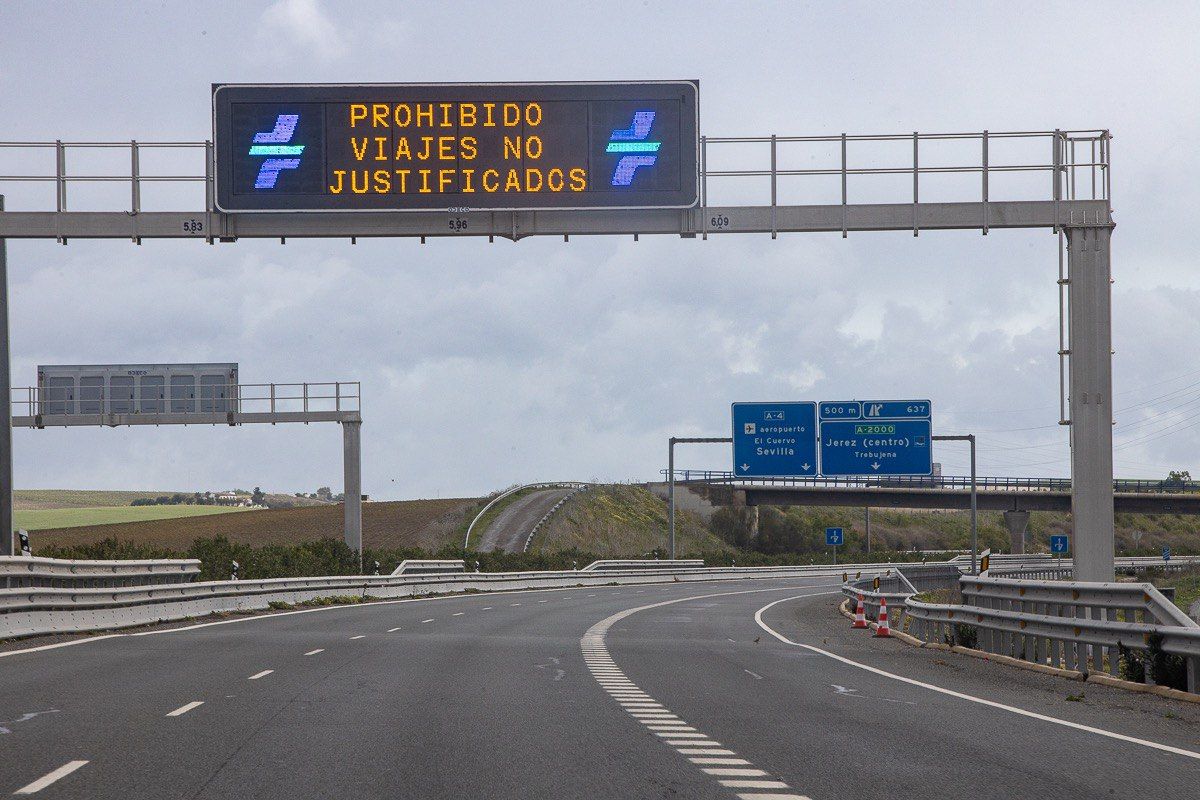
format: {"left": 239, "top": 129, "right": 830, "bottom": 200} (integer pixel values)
{"left": 304, "top": 649, "right": 324, "bottom": 656}
{"left": 387, "top": 627, "right": 402, "bottom": 632}
{"left": 753, "top": 595, "right": 1200, "bottom": 762}
{"left": 583, "top": 585, "right": 838, "bottom": 799}
{"left": 248, "top": 670, "right": 273, "bottom": 680}
{"left": 166, "top": 701, "right": 204, "bottom": 717}
{"left": 14, "top": 761, "right": 88, "bottom": 794}
{"left": 452, "top": 612, "right": 465, "bottom": 616}
{"left": 735, "top": 795, "right": 811, "bottom": 800}
{"left": 349, "top": 635, "right": 366, "bottom": 640}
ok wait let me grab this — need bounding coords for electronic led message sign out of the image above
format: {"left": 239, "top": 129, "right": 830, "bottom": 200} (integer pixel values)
{"left": 212, "top": 82, "right": 699, "bottom": 212}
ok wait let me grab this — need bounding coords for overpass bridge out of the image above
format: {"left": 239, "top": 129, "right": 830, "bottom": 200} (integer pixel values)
{"left": 659, "top": 470, "right": 1200, "bottom": 554}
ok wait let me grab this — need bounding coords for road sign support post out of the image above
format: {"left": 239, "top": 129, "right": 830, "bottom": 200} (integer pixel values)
{"left": 934, "top": 434, "right": 976, "bottom": 574}
{"left": 1066, "top": 225, "right": 1116, "bottom": 582}
{"left": 668, "top": 436, "right": 732, "bottom": 561}
{"left": 0, "top": 196, "right": 11, "bottom": 556}
{"left": 865, "top": 506, "right": 871, "bottom": 555}
{"left": 343, "top": 419, "right": 362, "bottom": 572}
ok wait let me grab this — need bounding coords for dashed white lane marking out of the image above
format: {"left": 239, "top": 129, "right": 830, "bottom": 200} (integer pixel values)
{"left": 538, "top": 600, "right": 548, "bottom": 603}
{"left": 166, "top": 701, "right": 204, "bottom": 717}
{"left": 387, "top": 627, "right": 402, "bottom": 633}
{"left": 482, "top": 606, "right": 493, "bottom": 610}
{"left": 349, "top": 635, "right": 366, "bottom": 640}
{"left": 421, "top": 619, "right": 434, "bottom": 624}
{"left": 753, "top": 595, "right": 1200, "bottom": 763}
{"left": 583, "top": 586, "right": 834, "bottom": 800}
{"left": 510, "top": 603, "right": 521, "bottom": 606}
{"left": 452, "top": 612, "right": 465, "bottom": 616}
{"left": 304, "top": 649, "right": 324, "bottom": 656}
{"left": 744, "top": 669, "right": 764, "bottom": 680}
{"left": 586, "top": 594, "right": 597, "bottom": 597}
{"left": 13, "top": 760, "right": 89, "bottom": 794}
{"left": 248, "top": 670, "right": 273, "bottom": 680}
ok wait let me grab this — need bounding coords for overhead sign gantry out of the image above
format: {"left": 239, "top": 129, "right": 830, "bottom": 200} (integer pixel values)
{"left": 0, "top": 90, "right": 1116, "bottom": 581}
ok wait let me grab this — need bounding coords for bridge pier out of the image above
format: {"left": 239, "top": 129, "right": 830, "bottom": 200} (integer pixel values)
{"left": 1003, "top": 510, "right": 1030, "bottom": 554}
{"left": 1066, "top": 225, "right": 1115, "bottom": 581}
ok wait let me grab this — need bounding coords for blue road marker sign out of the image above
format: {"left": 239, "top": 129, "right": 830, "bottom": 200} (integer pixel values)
{"left": 1163, "top": 546, "right": 1172, "bottom": 562}
{"left": 1050, "top": 535, "right": 1069, "bottom": 554}
{"left": 731, "top": 402, "right": 818, "bottom": 478}
{"left": 825, "top": 527, "right": 844, "bottom": 546}
{"left": 818, "top": 400, "right": 932, "bottom": 476}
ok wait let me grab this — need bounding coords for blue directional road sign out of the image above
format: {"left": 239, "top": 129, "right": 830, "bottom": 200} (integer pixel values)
{"left": 825, "top": 527, "right": 844, "bottom": 546}
{"left": 731, "top": 402, "right": 818, "bottom": 478}
{"left": 1050, "top": 535, "right": 1069, "bottom": 554}
{"left": 819, "top": 400, "right": 932, "bottom": 476}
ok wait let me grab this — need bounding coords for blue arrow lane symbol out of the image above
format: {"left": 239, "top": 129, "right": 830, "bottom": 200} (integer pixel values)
{"left": 248, "top": 114, "right": 305, "bottom": 189}
{"left": 607, "top": 111, "right": 661, "bottom": 186}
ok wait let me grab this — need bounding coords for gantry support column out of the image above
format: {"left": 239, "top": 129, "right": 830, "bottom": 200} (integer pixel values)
{"left": 343, "top": 420, "right": 363, "bottom": 569}
{"left": 1066, "top": 225, "right": 1115, "bottom": 581}
{"left": 0, "top": 197, "right": 12, "bottom": 556}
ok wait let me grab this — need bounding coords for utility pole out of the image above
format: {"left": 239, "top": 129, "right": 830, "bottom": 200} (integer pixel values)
{"left": 864, "top": 506, "right": 871, "bottom": 555}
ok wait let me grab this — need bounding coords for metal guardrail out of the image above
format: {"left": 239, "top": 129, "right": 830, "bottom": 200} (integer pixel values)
{"left": 580, "top": 559, "right": 705, "bottom": 572}
{"left": 841, "top": 564, "right": 964, "bottom": 624}
{"left": 904, "top": 575, "right": 1200, "bottom": 693}
{"left": 665, "top": 469, "right": 1200, "bottom": 495}
{"left": 0, "top": 563, "right": 858, "bottom": 639}
{"left": 0, "top": 555, "right": 200, "bottom": 589}
{"left": 390, "top": 559, "right": 466, "bottom": 576}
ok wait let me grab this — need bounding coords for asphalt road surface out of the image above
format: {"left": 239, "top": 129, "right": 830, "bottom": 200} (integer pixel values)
{"left": 472, "top": 487, "right": 574, "bottom": 552}
{"left": 1, "top": 575, "right": 1197, "bottom": 799}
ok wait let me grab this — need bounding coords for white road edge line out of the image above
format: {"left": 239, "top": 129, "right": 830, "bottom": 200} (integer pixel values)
{"left": 248, "top": 669, "right": 273, "bottom": 680}
{"left": 752, "top": 595, "right": 1200, "bottom": 762}
{"left": 166, "top": 701, "right": 204, "bottom": 717}
{"left": 13, "top": 760, "right": 89, "bottom": 795}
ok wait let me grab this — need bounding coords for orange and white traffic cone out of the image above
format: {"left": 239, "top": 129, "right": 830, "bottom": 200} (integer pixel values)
{"left": 874, "top": 597, "right": 891, "bottom": 637}
{"left": 851, "top": 593, "right": 868, "bottom": 628}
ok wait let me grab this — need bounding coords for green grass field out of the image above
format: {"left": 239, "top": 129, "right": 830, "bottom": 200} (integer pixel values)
{"left": 14, "top": 489, "right": 190, "bottom": 511}
{"left": 15, "top": 504, "right": 251, "bottom": 531}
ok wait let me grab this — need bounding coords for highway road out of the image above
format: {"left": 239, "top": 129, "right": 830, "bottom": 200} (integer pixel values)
{"left": 473, "top": 487, "right": 575, "bottom": 552}
{"left": 0, "top": 576, "right": 1197, "bottom": 798}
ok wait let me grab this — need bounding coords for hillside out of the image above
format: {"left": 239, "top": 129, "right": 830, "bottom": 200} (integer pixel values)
{"left": 531, "top": 484, "right": 732, "bottom": 556}
{"left": 31, "top": 497, "right": 481, "bottom": 552}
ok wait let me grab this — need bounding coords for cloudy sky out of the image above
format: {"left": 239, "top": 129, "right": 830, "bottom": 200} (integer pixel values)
{"left": 0, "top": 1, "right": 1197, "bottom": 499}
